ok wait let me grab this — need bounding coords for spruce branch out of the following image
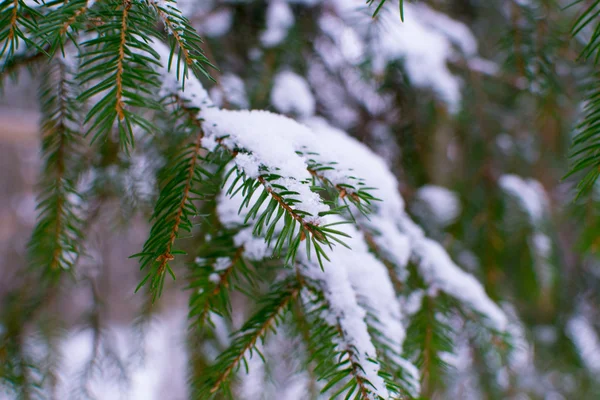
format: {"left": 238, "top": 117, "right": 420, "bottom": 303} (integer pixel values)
{"left": 147, "top": 0, "right": 214, "bottom": 86}
{"left": 158, "top": 99, "right": 353, "bottom": 271}
{"left": 573, "top": 0, "right": 600, "bottom": 63}
{"left": 304, "top": 154, "right": 380, "bottom": 217}
{"left": 132, "top": 100, "right": 221, "bottom": 300}
{"left": 77, "top": 0, "right": 162, "bottom": 151}
{"left": 566, "top": 76, "right": 600, "bottom": 196}
{"left": 37, "top": 0, "right": 91, "bottom": 55}
{"left": 404, "top": 295, "right": 454, "bottom": 397}
{"left": 0, "top": 0, "right": 42, "bottom": 61}
{"left": 28, "top": 57, "right": 84, "bottom": 278}
{"left": 196, "top": 278, "right": 301, "bottom": 398}
{"left": 567, "top": 1, "right": 600, "bottom": 196}
{"left": 188, "top": 242, "right": 249, "bottom": 328}
{"left": 223, "top": 167, "right": 352, "bottom": 270}
{"left": 299, "top": 285, "right": 389, "bottom": 400}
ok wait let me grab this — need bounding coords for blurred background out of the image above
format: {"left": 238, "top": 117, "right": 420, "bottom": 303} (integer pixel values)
{"left": 2, "top": 0, "right": 600, "bottom": 399}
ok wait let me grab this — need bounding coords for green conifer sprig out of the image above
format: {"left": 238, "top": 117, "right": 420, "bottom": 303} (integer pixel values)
{"left": 159, "top": 116, "right": 359, "bottom": 274}
{"left": 0, "top": 0, "right": 43, "bottom": 60}
{"left": 28, "top": 57, "right": 85, "bottom": 278}
{"left": 567, "top": 80, "right": 600, "bottom": 195}
{"left": 568, "top": 0, "right": 600, "bottom": 196}
{"left": 146, "top": 0, "right": 214, "bottom": 86}
{"left": 77, "top": 0, "right": 162, "bottom": 151}
{"left": 302, "top": 151, "right": 380, "bottom": 217}
{"left": 132, "top": 101, "right": 226, "bottom": 301}
{"left": 404, "top": 295, "right": 455, "bottom": 396}
{"left": 187, "top": 238, "right": 253, "bottom": 328}
{"left": 37, "top": 0, "right": 91, "bottom": 56}
{"left": 222, "top": 167, "right": 352, "bottom": 271}
{"left": 573, "top": 0, "right": 600, "bottom": 63}
{"left": 299, "top": 285, "right": 389, "bottom": 400}
{"left": 195, "top": 278, "right": 301, "bottom": 398}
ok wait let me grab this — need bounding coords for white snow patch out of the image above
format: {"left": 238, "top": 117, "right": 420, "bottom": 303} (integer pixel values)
{"left": 499, "top": 174, "right": 548, "bottom": 224}
{"left": 409, "top": 234, "right": 508, "bottom": 331}
{"left": 567, "top": 315, "right": 600, "bottom": 374}
{"left": 210, "top": 73, "right": 250, "bottom": 109}
{"left": 326, "top": 0, "right": 481, "bottom": 113}
{"left": 201, "top": 8, "right": 234, "bottom": 37}
{"left": 414, "top": 184, "right": 461, "bottom": 227}
{"left": 271, "top": 71, "right": 316, "bottom": 117}
{"left": 261, "top": 0, "right": 295, "bottom": 47}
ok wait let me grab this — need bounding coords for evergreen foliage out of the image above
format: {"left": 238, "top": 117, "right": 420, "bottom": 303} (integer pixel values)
{"left": 568, "top": 0, "right": 600, "bottom": 195}
{"left": 1, "top": 0, "right": 600, "bottom": 399}
{"left": 29, "top": 56, "right": 84, "bottom": 278}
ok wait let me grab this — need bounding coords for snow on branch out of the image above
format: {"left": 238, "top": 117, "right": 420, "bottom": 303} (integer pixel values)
{"left": 408, "top": 234, "right": 508, "bottom": 332}
{"left": 298, "top": 218, "right": 420, "bottom": 398}
{"left": 499, "top": 174, "right": 554, "bottom": 292}
{"left": 305, "top": 118, "right": 508, "bottom": 332}
{"left": 300, "top": 264, "right": 391, "bottom": 398}
{"left": 147, "top": 31, "right": 508, "bottom": 395}
{"left": 217, "top": 170, "right": 416, "bottom": 397}
{"left": 499, "top": 174, "right": 549, "bottom": 225}
{"left": 320, "top": 0, "right": 482, "bottom": 113}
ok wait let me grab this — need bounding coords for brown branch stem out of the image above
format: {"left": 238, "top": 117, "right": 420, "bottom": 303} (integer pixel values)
{"left": 115, "top": 0, "right": 131, "bottom": 120}
{"left": 155, "top": 125, "right": 204, "bottom": 279}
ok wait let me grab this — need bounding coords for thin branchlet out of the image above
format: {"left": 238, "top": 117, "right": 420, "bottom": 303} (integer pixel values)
{"left": 114, "top": 0, "right": 130, "bottom": 120}
{"left": 48, "top": 65, "right": 67, "bottom": 271}
{"left": 199, "top": 281, "right": 301, "bottom": 396}
{"left": 7, "top": 0, "right": 18, "bottom": 42}
{"left": 156, "top": 130, "right": 203, "bottom": 273}
{"left": 146, "top": 0, "right": 213, "bottom": 84}
{"left": 59, "top": 2, "right": 90, "bottom": 36}
{"left": 133, "top": 99, "right": 212, "bottom": 298}
{"left": 256, "top": 175, "right": 325, "bottom": 240}
{"left": 197, "top": 246, "right": 244, "bottom": 326}
{"left": 150, "top": 2, "right": 191, "bottom": 64}
{"left": 210, "top": 288, "right": 299, "bottom": 392}
{"left": 29, "top": 58, "right": 84, "bottom": 277}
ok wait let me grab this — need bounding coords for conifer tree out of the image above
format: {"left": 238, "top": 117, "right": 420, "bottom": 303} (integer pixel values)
{"left": 1, "top": 1, "right": 600, "bottom": 399}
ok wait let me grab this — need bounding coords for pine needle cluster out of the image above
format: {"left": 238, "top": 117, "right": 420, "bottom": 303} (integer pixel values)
{"left": 2, "top": 0, "right": 599, "bottom": 399}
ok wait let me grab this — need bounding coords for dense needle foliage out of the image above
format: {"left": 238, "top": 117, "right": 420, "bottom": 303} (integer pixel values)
{"left": 1, "top": 0, "right": 600, "bottom": 399}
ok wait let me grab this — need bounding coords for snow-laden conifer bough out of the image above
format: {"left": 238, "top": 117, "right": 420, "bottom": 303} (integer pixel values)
{"left": 1, "top": 0, "right": 516, "bottom": 398}
{"left": 134, "top": 37, "right": 509, "bottom": 399}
